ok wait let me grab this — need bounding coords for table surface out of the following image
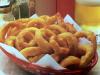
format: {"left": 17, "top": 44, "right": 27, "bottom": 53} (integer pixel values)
{"left": 0, "top": 47, "right": 100, "bottom": 75}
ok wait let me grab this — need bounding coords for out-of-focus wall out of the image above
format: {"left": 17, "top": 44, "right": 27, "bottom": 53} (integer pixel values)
{"left": 35, "top": 0, "right": 56, "bottom": 16}
{"left": 57, "top": 0, "right": 75, "bottom": 18}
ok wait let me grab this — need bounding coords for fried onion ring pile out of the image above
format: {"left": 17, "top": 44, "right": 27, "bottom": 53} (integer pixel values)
{"left": 1, "top": 13, "right": 97, "bottom": 70}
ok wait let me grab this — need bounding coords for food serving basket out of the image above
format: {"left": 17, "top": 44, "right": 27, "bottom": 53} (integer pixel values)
{"left": 0, "top": 47, "right": 98, "bottom": 75}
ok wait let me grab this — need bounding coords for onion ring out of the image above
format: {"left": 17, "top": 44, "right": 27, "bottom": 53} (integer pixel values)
{"left": 1, "top": 21, "right": 26, "bottom": 40}
{"left": 4, "top": 36, "right": 16, "bottom": 46}
{"left": 46, "top": 25, "right": 66, "bottom": 34}
{"left": 49, "top": 36, "right": 69, "bottom": 55}
{"left": 74, "top": 31, "right": 97, "bottom": 51}
{"left": 78, "top": 44, "right": 94, "bottom": 68}
{"left": 65, "top": 23, "right": 77, "bottom": 33}
{"left": 35, "top": 29, "right": 53, "bottom": 53}
{"left": 27, "top": 18, "right": 46, "bottom": 28}
{"left": 28, "top": 54, "right": 44, "bottom": 62}
{"left": 41, "top": 28, "right": 56, "bottom": 41}
{"left": 58, "top": 32, "right": 78, "bottom": 54}
{"left": 20, "top": 47, "right": 47, "bottom": 58}
{"left": 15, "top": 27, "right": 38, "bottom": 51}
{"left": 74, "top": 31, "right": 96, "bottom": 67}
{"left": 60, "top": 56, "right": 80, "bottom": 68}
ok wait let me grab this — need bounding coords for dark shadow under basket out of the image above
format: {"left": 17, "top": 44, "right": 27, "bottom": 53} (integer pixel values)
{"left": 1, "top": 47, "right": 98, "bottom": 75}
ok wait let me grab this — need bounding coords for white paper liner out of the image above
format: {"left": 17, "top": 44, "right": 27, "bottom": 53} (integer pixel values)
{"left": 0, "top": 43, "right": 28, "bottom": 62}
{"left": 0, "top": 14, "right": 95, "bottom": 70}
{"left": 30, "top": 14, "right": 38, "bottom": 19}
{"left": 64, "top": 15, "right": 91, "bottom": 44}
{"left": 64, "top": 15, "right": 82, "bottom": 31}
{"left": 35, "top": 54, "right": 65, "bottom": 70}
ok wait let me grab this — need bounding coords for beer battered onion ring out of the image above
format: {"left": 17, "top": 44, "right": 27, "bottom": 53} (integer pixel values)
{"left": 28, "top": 54, "right": 45, "bottom": 62}
{"left": 39, "top": 13, "right": 58, "bottom": 25}
{"left": 58, "top": 32, "right": 78, "bottom": 54}
{"left": 20, "top": 47, "right": 47, "bottom": 58}
{"left": 49, "top": 32, "right": 79, "bottom": 62}
{"left": 15, "top": 27, "right": 38, "bottom": 51}
{"left": 74, "top": 31, "right": 97, "bottom": 67}
{"left": 1, "top": 21, "right": 27, "bottom": 41}
{"left": 60, "top": 56, "right": 80, "bottom": 68}
{"left": 75, "top": 31, "right": 97, "bottom": 51}
{"left": 46, "top": 25, "right": 67, "bottom": 34}
{"left": 4, "top": 36, "right": 16, "bottom": 46}
{"left": 27, "top": 18, "right": 46, "bottom": 28}
{"left": 65, "top": 23, "right": 77, "bottom": 34}
{"left": 49, "top": 35, "right": 70, "bottom": 55}
{"left": 78, "top": 44, "right": 94, "bottom": 67}
{"left": 35, "top": 29, "right": 53, "bottom": 53}
{"left": 17, "top": 18, "right": 32, "bottom": 23}
{"left": 49, "top": 36, "right": 70, "bottom": 62}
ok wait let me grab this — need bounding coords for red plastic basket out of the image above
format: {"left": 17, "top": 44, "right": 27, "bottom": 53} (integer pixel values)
{"left": 0, "top": 47, "right": 98, "bottom": 75}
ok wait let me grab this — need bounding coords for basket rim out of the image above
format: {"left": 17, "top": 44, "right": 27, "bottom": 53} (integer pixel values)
{"left": 0, "top": 46, "right": 98, "bottom": 73}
